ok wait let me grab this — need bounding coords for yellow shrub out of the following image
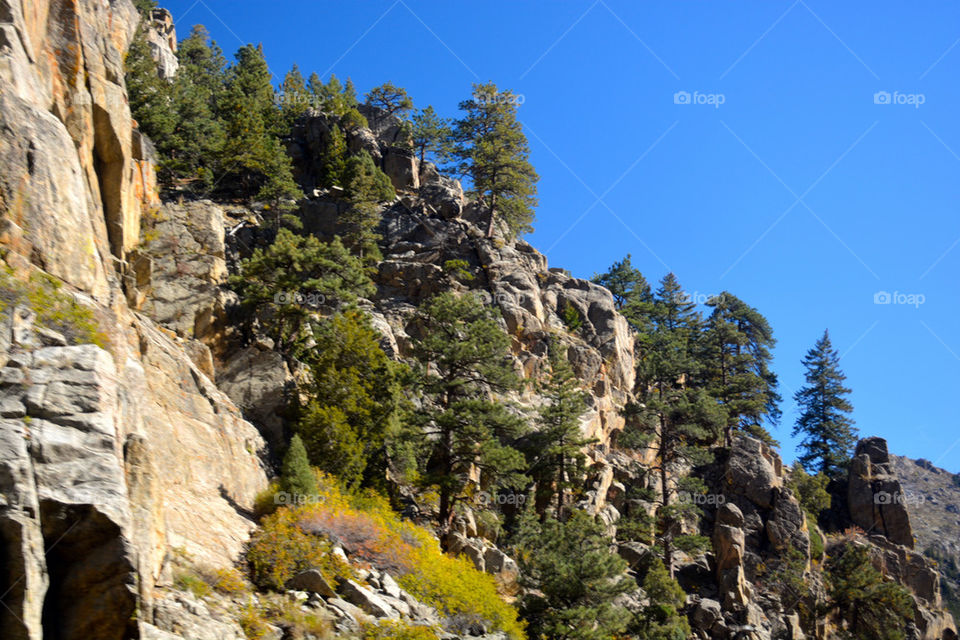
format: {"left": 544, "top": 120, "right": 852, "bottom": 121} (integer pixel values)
{"left": 362, "top": 619, "right": 440, "bottom": 640}
{"left": 237, "top": 601, "right": 270, "bottom": 640}
{"left": 247, "top": 507, "right": 352, "bottom": 591}
{"left": 264, "top": 473, "right": 525, "bottom": 640}
{"left": 213, "top": 567, "right": 249, "bottom": 595}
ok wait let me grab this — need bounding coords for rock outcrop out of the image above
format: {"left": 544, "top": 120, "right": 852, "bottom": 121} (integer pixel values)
{"left": 848, "top": 437, "right": 915, "bottom": 547}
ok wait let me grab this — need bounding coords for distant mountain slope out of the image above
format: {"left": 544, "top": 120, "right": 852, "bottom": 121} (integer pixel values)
{"left": 891, "top": 454, "right": 960, "bottom": 620}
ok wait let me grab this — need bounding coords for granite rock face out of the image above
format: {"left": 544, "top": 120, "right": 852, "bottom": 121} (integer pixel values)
{"left": 848, "top": 437, "right": 914, "bottom": 547}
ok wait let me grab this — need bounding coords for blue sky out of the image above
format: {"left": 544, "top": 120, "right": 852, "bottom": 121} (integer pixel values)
{"left": 163, "top": 0, "right": 960, "bottom": 471}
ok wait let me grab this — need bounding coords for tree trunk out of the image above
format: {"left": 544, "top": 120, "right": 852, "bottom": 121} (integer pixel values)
{"left": 660, "top": 415, "right": 674, "bottom": 578}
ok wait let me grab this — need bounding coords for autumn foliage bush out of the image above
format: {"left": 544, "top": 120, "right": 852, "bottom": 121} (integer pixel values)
{"left": 249, "top": 472, "right": 525, "bottom": 640}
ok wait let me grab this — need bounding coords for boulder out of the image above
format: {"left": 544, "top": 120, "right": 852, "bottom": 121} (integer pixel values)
{"left": 382, "top": 147, "right": 419, "bottom": 191}
{"left": 339, "top": 579, "right": 401, "bottom": 619}
{"left": 217, "top": 346, "right": 292, "bottom": 451}
{"left": 286, "top": 569, "right": 337, "bottom": 597}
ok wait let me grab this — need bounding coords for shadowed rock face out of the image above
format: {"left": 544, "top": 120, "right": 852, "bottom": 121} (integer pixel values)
{"left": 848, "top": 436, "right": 914, "bottom": 547}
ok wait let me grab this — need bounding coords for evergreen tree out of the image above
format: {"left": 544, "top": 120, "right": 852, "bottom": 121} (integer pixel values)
{"left": 453, "top": 82, "right": 538, "bottom": 238}
{"left": 622, "top": 274, "right": 723, "bottom": 575}
{"left": 166, "top": 25, "right": 226, "bottom": 184}
{"left": 341, "top": 150, "right": 394, "bottom": 262}
{"left": 277, "top": 63, "right": 311, "bottom": 133}
{"left": 591, "top": 254, "right": 651, "bottom": 311}
{"left": 792, "top": 329, "right": 858, "bottom": 477}
{"left": 627, "top": 556, "right": 691, "bottom": 640}
{"left": 280, "top": 434, "right": 317, "bottom": 498}
{"left": 229, "top": 229, "right": 374, "bottom": 354}
{"left": 411, "top": 292, "right": 526, "bottom": 528}
{"left": 700, "top": 292, "right": 782, "bottom": 446}
{"left": 320, "top": 124, "right": 349, "bottom": 188}
{"left": 219, "top": 44, "right": 301, "bottom": 206}
{"left": 295, "top": 310, "right": 406, "bottom": 490}
{"left": 411, "top": 106, "right": 453, "bottom": 166}
{"left": 527, "top": 344, "right": 594, "bottom": 518}
{"left": 365, "top": 82, "right": 414, "bottom": 126}
{"left": 518, "top": 510, "right": 632, "bottom": 640}
{"left": 126, "top": 21, "right": 175, "bottom": 148}
{"left": 827, "top": 543, "right": 914, "bottom": 640}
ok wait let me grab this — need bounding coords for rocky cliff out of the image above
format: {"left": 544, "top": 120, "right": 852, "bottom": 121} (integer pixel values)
{"left": 0, "top": 3, "right": 267, "bottom": 639}
{"left": 0, "top": 2, "right": 957, "bottom": 640}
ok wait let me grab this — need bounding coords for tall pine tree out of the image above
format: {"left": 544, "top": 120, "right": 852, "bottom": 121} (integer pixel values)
{"left": 453, "top": 83, "right": 538, "bottom": 238}
{"left": 792, "top": 329, "right": 858, "bottom": 477}
{"left": 527, "top": 343, "right": 594, "bottom": 518}
{"left": 623, "top": 274, "right": 723, "bottom": 576}
{"left": 700, "top": 292, "right": 781, "bottom": 446}
{"left": 411, "top": 292, "right": 527, "bottom": 528}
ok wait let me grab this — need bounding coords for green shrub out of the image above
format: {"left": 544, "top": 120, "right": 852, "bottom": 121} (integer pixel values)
{"left": 561, "top": 302, "right": 582, "bottom": 332}
{"left": 442, "top": 259, "right": 474, "bottom": 283}
{"left": 0, "top": 267, "right": 107, "bottom": 348}
{"left": 786, "top": 462, "right": 831, "bottom": 518}
{"left": 809, "top": 524, "right": 824, "bottom": 561}
{"left": 174, "top": 569, "right": 211, "bottom": 598}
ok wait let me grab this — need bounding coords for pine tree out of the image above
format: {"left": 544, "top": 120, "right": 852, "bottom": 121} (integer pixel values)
{"left": 518, "top": 510, "right": 632, "bottom": 640}
{"left": 365, "top": 82, "right": 414, "bottom": 127}
{"left": 827, "top": 543, "right": 914, "bottom": 640}
{"left": 527, "top": 343, "right": 594, "bottom": 518}
{"left": 627, "top": 556, "right": 691, "bottom": 640}
{"left": 453, "top": 82, "right": 538, "bottom": 238}
{"left": 320, "top": 124, "right": 348, "bottom": 188}
{"left": 411, "top": 291, "right": 526, "bottom": 528}
{"left": 277, "top": 64, "right": 311, "bottom": 133}
{"left": 792, "top": 329, "right": 858, "bottom": 477}
{"left": 125, "top": 20, "right": 175, "bottom": 149}
{"left": 700, "top": 292, "right": 781, "bottom": 446}
{"left": 410, "top": 106, "right": 453, "bottom": 166}
{"left": 591, "top": 254, "right": 651, "bottom": 311}
{"left": 166, "top": 25, "right": 226, "bottom": 184}
{"left": 341, "top": 150, "right": 394, "bottom": 262}
{"left": 280, "top": 434, "right": 317, "bottom": 498}
{"left": 219, "top": 44, "right": 301, "bottom": 206}
{"left": 622, "top": 274, "right": 723, "bottom": 576}
{"left": 229, "top": 229, "right": 374, "bottom": 354}
{"left": 294, "top": 310, "right": 406, "bottom": 490}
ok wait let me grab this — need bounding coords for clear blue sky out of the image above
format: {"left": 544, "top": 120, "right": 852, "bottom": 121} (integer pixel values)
{"left": 163, "top": 0, "right": 960, "bottom": 471}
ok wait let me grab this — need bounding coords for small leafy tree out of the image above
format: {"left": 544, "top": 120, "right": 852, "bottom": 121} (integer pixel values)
{"left": 453, "top": 82, "right": 538, "bottom": 238}
{"left": 792, "top": 329, "right": 858, "bottom": 478}
{"left": 518, "top": 510, "right": 632, "bottom": 640}
{"left": 280, "top": 434, "right": 317, "bottom": 498}
{"left": 126, "top": 20, "right": 175, "bottom": 148}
